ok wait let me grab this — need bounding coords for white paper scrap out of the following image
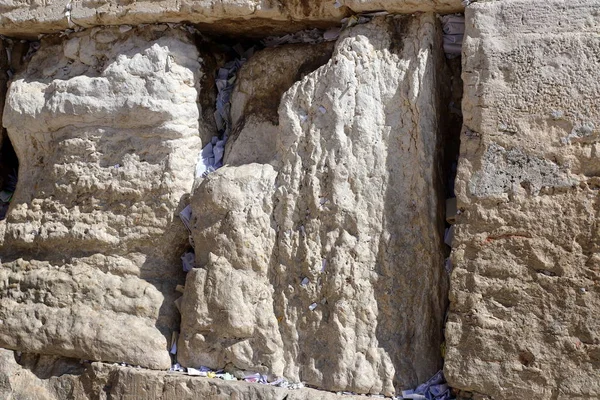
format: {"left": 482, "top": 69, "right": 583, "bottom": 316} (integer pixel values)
{"left": 181, "top": 251, "right": 195, "bottom": 272}
{"left": 179, "top": 205, "right": 192, "bottom": 231}
{"left": 187, "top": 367, "right": 206, "bottom": 376}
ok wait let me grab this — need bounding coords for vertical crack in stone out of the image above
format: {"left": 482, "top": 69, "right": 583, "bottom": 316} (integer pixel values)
{"left": 0, "top": 38, "right": 19, "bottom": 225}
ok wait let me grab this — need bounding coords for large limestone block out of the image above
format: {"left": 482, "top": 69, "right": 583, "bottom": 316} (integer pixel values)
{"left": 0, "top": 0, "right": 463, "bottom": 38}
{"left": 445, "top": 1, "right": 600, "bottom": 399}
{"left": 271, "top": 15, "right": 448, "bottom": 394}
{"left": 180, "top": 15, "right": 448, "bottom": 396}
{"left": 0, "top": 26, "right": 204, "bottom": 369}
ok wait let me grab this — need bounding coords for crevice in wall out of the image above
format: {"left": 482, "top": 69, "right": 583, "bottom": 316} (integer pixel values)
{"left": 0, "top": 132, "right": 18, "bottom": 221}
{"left": 438, "top": 50, "right": 462, "bottom": 381}
{"left": 437, "top": 12, "right": 464, "bottom": 397}
{"left": 441, "top": 54, "right": 463, "bottom": 211}
{"left": 14, "top": 351, "right": 86, "bottom": 379}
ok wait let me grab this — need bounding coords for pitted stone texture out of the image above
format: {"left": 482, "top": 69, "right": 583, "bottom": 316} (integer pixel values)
{"left": 468, "top": 143, "right": 575, "bottom": 198}
{"left": 0, "top": 257, "right": 171, "bottom": 369}
{"left": 179, "top": 165, "right": 285, "bottom": 375}
{"left": 226, "top": 42, "right": 333, "bottom": 166}
{"left": 181, "top": 15, "right": 448, "bottom": 396}
{"left": 0, "top": 26, "right": 204, "bottom": 369}
{"left": 0, "top": 348, "right": 378, "bottom": 400}
{"left": 445, "top": 1, "right": 600, "bottom": 399}
{"left": 0, "top": 0, "right": 462, "bottom": 38}
{"left": 0, "top": 349, "right": 87, "bottom": 400}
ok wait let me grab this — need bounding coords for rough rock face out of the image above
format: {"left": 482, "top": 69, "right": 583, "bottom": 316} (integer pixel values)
{"left": 0, "top": 349, "right": 86, "bottom": 399}
{"left": 0, "top": 26, "right": 204, "bottom": 369}
{"left": 226, "top": 42, "right": 334, "bottom": 166}
{"left": 444, "top": 1, "right": 600, "bottom": 399}
{"left": 179, "top": 15, "right": 448, "bottom": 396}
{"left": 0, "top": 348, "right": 368, "bottom": 400}
{"left": 180, "top": 164, "right": 285, "bottom": 375}
{"left": 0, "top": 0, "right": 463, "bottom": 38}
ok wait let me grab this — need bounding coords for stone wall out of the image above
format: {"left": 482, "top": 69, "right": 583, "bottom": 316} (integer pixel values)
{"left": 444, "top": 1, "right": 600, "bottom": 399}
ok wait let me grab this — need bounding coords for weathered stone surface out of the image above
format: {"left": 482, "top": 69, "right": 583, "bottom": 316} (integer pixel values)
{"left": 0, "top": 349, "right": 86, "bottom": 400}
{"left": 345, "top": 0, "right": 461, "bottom": 13}
{"left": 0, "top": 348, "right": 369, "bottom": 400}
{"left": 0, "top": 26, "right": 205, "bottom": 369}
{"left": 0, "top": 0, "right": 463, "bottom": 38}
{"left": 180, "top": 15, "right": 448, "bottom": 396}
{"left": 227, "top": 42, "right": 333, "bottom": 166}
{"left": 445, "top": 1, "right": 600, "bottom": 399}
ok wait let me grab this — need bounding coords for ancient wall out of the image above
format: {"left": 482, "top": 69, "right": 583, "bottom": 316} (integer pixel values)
{"left": 0, "top": 348, "right": 370, "bottom": 400}
{"left": 0, "top": 0, "right": 598, "bottom": 399}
